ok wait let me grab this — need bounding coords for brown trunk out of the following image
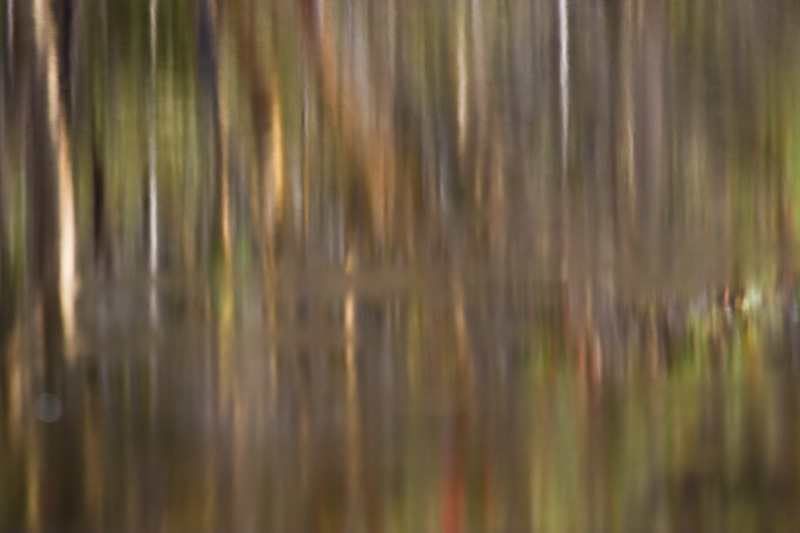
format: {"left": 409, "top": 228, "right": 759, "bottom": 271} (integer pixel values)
{"left": 297, "top": 0, "right": 400, "bottom": 243}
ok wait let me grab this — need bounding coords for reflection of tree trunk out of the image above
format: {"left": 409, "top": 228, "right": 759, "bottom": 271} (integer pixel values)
{"left": 343, "top": 249, "right": 365, "bottom": 529}
{"left": 441, "top": 415, "right": 467, "bottom": 533}
{"left": 452, "top": 277, "right": 473, "bottom": 383}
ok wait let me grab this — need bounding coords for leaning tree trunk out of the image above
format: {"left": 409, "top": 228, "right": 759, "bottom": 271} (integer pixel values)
{"left": 31, "top": 0, "right": 77, "bottom": 357}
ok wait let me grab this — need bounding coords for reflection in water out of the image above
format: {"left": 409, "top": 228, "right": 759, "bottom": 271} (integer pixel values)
{"left": 2, "top": 0, "right": 800, "bottom": 531}
{"left": 2, "top": 275, "right": 800, "bottom": 531}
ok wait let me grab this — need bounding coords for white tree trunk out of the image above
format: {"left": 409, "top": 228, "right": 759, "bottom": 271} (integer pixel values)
{"left": 148, "top": 0, "right": 158, "bottom": 278}
{"left": 559, "top": 0, "right": 569, "bottom": 168}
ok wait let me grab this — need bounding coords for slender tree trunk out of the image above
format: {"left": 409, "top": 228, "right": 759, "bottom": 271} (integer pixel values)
{"left": 198, "top": 0, "right": 235, "bottom": 268}
{"left": 558, "top": 0, "right": 570, "bottom": 280}
{"left": 32, "top": 0, "right": 77, "bottom": 356}
{"left": 148, "top": 0, "right": 158, "bottom": 277}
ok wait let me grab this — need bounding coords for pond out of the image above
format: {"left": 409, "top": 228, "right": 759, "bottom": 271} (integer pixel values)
{"left": 3, "top": 270, "right": 800, "bottom": 531}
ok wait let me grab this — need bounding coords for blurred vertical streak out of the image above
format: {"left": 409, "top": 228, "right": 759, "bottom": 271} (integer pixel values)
{"left": 53, "top": 0, "right": 72, "bottom": 119}
{"left": 148, "top": 0, "right": 158, "bottom": 329}
{"left": 199, "top": 0, "right": 232, "bottom": 267}
{"left": 343, "top": 246, "right": 367, "bottom": 530}
{"left": 620, "top": 0, "right": 636, "bottom": 245}
{"left": 559, "top": 0, "right": 568, "bottom": 169}
{"left": 95, "top": 0, "right": 111, "bottom": 274}
{"left": 145, "top": 7, "right": 160, "bottom": 520}
{"left": 264, "top": 270, "right": 278, "bottom": 429}
{"left": 262, "top": 4, "right": 284, "bottom": 266}
{"left": 1, "top": 1, "right": 9, "bottom": 264}
{"left": 148, "top": 0, "right": 157, "bottom": 279}
{"left": 638, "top": 0, "right": 666, "bottom": 273}
{"left": 0, "top": 4, "right": 6, "bottom": 292}
{"left": 5, "top": 0, "right": 11, "bottom": 76}
{"left": 441, "top": 415, "right": 466, "bottom": 533}
{"left": 301, "top": 49, "right": 310, "bottom": 247}
{"left": 469, "top": 0, "right": 485, "bottom": 208}
{"left": 214, "top": 0, "right": 232, "bottom": 266}
{"left": 558, "top": 0, "right": 570, "bottom": 282}
{"left": 452, "top": 277, "right": 473, "bottom": 384}
{"left": 270, "top": 76, "right": 285, "bottom": 235}
{"left": 215, "top": 264, "right": 241, "bottom": 528}
{"left": 0, "top": 0, "right": 10, "bottom": 424}
{"left": 297, "top": 0, "right": 400, "bottom": 247}
{"left": 91, "top": 133, "right": 110, "bottom": 271}
{"left": 0, "top": 60, "right": 15, "bottom": 487}
{"left": 456, "top": 1, "right": 467, "bottom": 158}
{"left": 345, "top": 248, "right": 356, "bottom": 396}
{"left": 26, "top": 4, "right": 82, "bottom": 526}
{"left": 32, "top": 0, "right": 77, "bottom": 359}
{"left": 229, "top": 0, "right": 274, "bottom": 267}
{"left": 24, "top": 430, "right": 42, "bottom": 531}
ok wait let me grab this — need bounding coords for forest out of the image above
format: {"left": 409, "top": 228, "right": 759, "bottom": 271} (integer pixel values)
{"left": 2, "top": 0, "right": 800, "bottom": 531}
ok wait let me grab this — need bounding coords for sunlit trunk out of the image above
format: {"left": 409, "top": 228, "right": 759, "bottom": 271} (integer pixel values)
{"left": 33, "top": 0, "right": 77, "bottom": 357}
{"left": 269, "top": 76, "right": 284, "bottom": 229}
